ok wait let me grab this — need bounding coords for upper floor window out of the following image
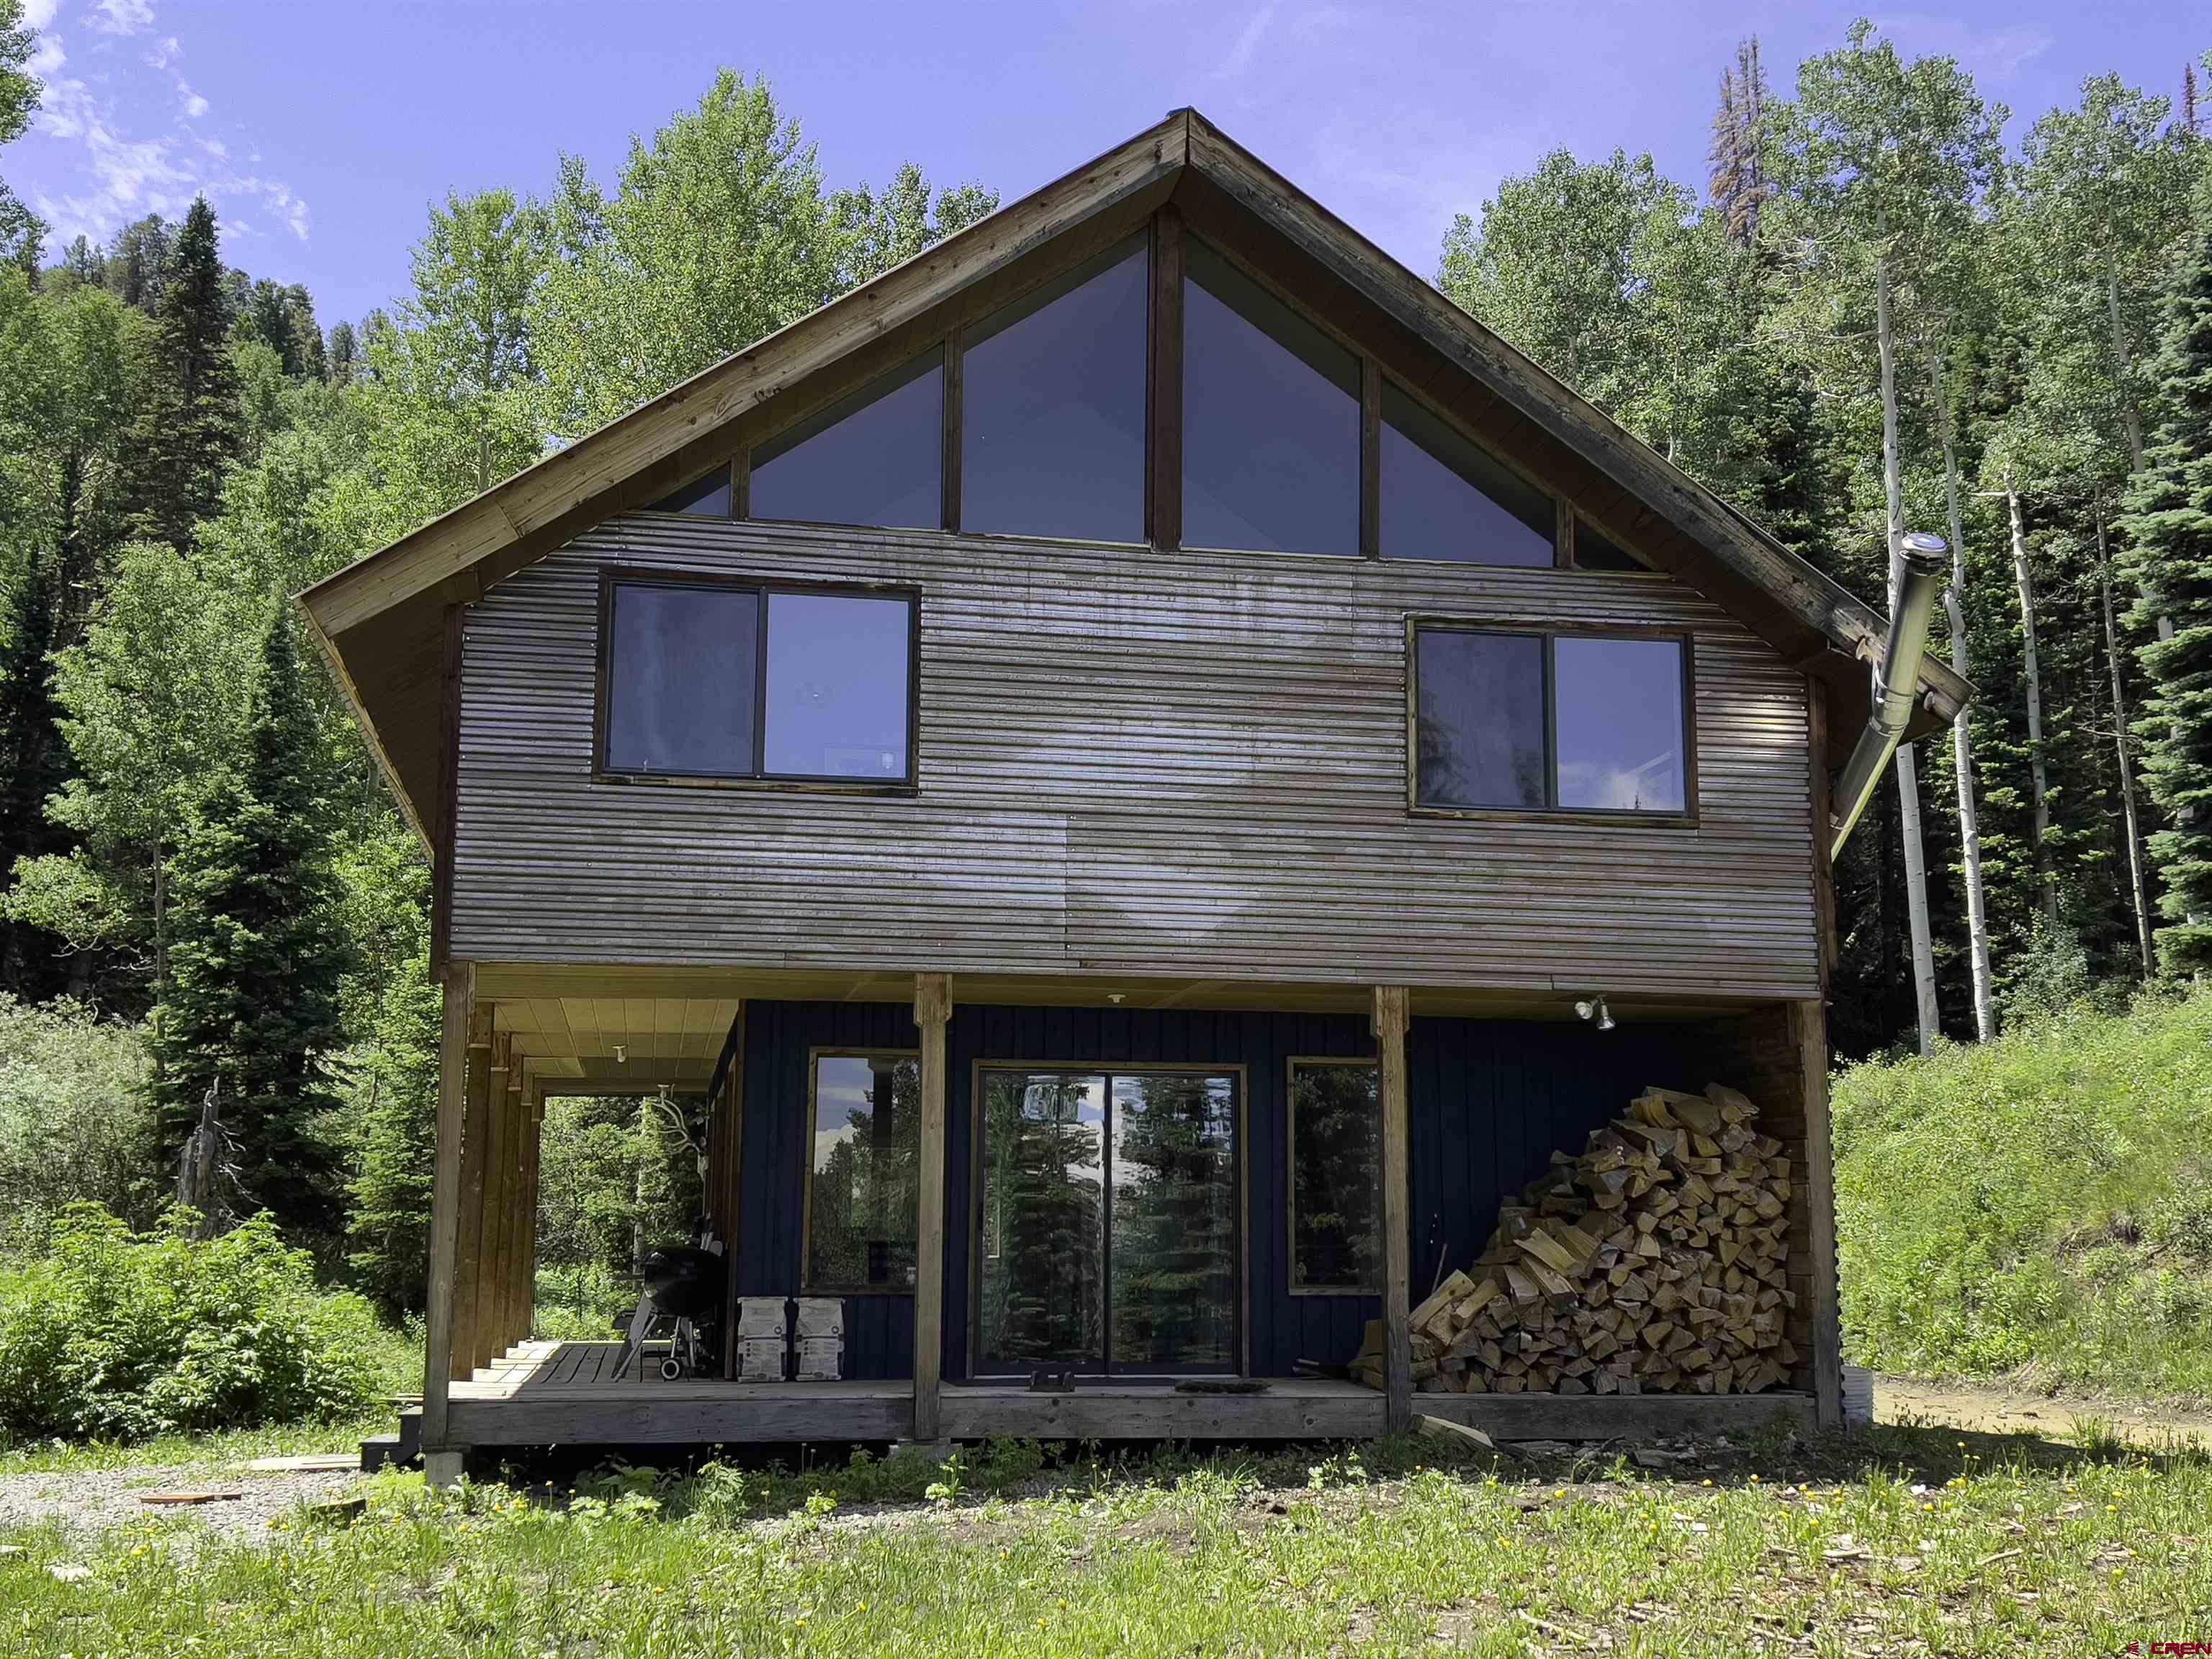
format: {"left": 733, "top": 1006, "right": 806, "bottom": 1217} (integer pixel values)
{"left": 750, "top": 352, "right": 943, "bottom": 531}
{"left": 601, "top": 577, "right": 915, "bottom": 784}
{"left": 1380, "top": 382, "right": 1554, "bottom": 566}
{"left": 1182, "top": 240, "right": 1360, "bottom": 557}
{"left": 963, "top": 243, "right": 1148, "bottom": 543}
{"left": 1412, "top": 625, "right": 1689, "bottom": 815}
{"left": 645, "top": 466, "right": 734, "bottom": 518}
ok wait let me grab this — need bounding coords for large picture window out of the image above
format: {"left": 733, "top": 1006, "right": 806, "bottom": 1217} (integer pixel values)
{"left": 750, "top": 352, "right": 944, "bottom": 531}
{"left": 1287, "top": 1061, "right": 1380, "bottom": 1292}
{"left": 1412, "top": 625, "right": 1690, "bottom": 815}
{"left": 962, "top": 243, "right": 1148, "bottom": 543}
{"left": 805, "top": 1053, "right": 921, "bottom": 1292}
{"left": 1380, "top": 382, "right": 1554, "bottom": 566}
{"left": 1182, "top": 240, "right": 1361, "bottom": 557}
{"left": 601, "top": 577, "right": 915, "bottom": 784}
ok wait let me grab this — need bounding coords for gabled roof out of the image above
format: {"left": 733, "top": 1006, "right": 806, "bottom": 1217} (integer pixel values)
{"left": 300, "top": 107, "right": 1969, "bottom": 849}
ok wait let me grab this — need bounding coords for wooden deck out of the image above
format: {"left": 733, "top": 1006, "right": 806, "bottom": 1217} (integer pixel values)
{"left": 444, "top": 1343, "right": 1817, "bottom": 1447}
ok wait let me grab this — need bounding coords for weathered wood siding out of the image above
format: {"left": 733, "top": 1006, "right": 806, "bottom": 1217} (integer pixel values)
{"left": 451, "top": 517, "right": 1820, "bottom": 999}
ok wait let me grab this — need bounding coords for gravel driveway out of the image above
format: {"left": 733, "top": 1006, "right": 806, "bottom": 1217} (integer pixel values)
{"left": 0, "top": 1460, "right": 372, "bottom": 1542}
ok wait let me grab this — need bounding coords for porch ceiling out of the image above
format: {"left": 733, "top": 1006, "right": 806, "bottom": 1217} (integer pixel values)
{"left": 493, "top": 991, "right": 738, "bottom": 1087}
{"left": 469, "top": 962, "right": 1766, "bottom": 1058}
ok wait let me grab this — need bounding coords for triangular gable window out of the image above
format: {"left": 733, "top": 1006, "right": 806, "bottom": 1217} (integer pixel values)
{"left": 646, "top": 466, "right": 733, "bottom": 518}
{"left": 1380, "top": 382, "right": 1554, "bottom": 566}
{"left": 963, "top": 241, "right": 1148, "bottom": 543}
{"left": 750, "top": 351, "right": 943, "bottom": 531}
{"left": 1182, "top": 240, "right": 1360, "bottom": 557}
{"left": 1573, "top": 518, "right": 1650, "bottom": 571}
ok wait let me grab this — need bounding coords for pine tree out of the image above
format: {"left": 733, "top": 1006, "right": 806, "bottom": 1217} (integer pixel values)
{"left": 0, "top": 545, "right": 68, "bottom": 994}
{"left": 2118, "top": 211, "right": 2212, "bottom": 975}
{"left": 150, "top": 608, "right": 346, "bottom": 1233}
{"left": 122, "top": 197, "right": 241, "bottom": 549}
{"left": 1708, "top": 37, "right": 1772, "bottom": 251}
{"left": 344, "top": 952, "right": 442, "bottom": 1314}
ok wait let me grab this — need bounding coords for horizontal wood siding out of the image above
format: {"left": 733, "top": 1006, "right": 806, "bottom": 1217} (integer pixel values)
{"left": 452, "top": 518, "right": 1820, "bottom": 999}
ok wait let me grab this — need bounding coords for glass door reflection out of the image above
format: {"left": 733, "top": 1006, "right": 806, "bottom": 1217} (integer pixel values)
{"left": 976, "top": 1067, "right": 1238, "bottom": 1375}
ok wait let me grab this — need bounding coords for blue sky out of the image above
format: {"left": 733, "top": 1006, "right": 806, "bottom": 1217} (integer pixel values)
{"left": 6, "top": 1, "right": 2206, "bottom": 330}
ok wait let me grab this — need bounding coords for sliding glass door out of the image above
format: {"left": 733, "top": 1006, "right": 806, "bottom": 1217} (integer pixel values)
{"left": 977, "top": 1068, "right": 1238, "bottom": 1375}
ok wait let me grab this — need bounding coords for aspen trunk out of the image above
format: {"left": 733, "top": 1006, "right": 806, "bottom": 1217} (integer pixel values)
{"left": 1877, "top": 254, "right": 1939, "bottom": 1051}
{"left": 1932, "top": 346, "right": 1995, "bottom": 1039}
{"left": 2006, "top": 481, "right": 2058, "bottom": 926}
{"left": 2096, "top": 508, "right": 2156, "bottom": 977}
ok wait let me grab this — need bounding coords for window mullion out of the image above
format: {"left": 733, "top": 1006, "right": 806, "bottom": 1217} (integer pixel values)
{"left": 753, "top": 588, "right": 769, "bottom": 778}
{"left": 1544, "top": 634, "right": 1560, "bottom": 809}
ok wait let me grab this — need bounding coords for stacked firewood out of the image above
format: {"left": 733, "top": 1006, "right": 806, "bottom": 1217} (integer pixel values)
{"left": 1351, "top": 1084, "right": 1798, "bottom": 1396}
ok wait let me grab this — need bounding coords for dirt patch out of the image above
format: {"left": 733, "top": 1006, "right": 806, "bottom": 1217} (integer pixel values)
{"left": 1876, "top": 1375, "right": 2212, "bottom": 1448}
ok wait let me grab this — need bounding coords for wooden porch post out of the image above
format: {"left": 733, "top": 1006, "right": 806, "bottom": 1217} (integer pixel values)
{"left": 1791, "top": 1000, "right": 1845, "bottom": 1428}
{"left": 1372, "top": 984, "right": 1412, "bottom": 1434}
{"left": 422, "top": 961, "right": 475, "bottom": 1473}
{"left": 474, "top": 1034, "right": 514, "bottom": 1370}
{"left": 912, "top": 974, "right": 953, "bottom": 1443}
{"left": 516, "top": 1082, "right": 543, "bottom": 1345}
{"left": 450, "top": 1005, "right": 494, "bottom": 1380}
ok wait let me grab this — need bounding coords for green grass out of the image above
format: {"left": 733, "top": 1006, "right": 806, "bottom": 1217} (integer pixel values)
{"left": 4, "top": 1429, "right": 2206, "bottom": 1655}
{"left": 1834, "top": 986, "right": 2212, "bottom": 1400}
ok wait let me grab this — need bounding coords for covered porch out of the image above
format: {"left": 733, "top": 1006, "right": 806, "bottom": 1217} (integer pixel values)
{"left": 418, "top": 963, "right": 1841, "bottom": 1475}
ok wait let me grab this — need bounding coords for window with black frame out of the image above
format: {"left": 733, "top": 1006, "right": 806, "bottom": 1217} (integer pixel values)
{"left": 601, "top": 578, "right": 914, "bottom": 783}
{"left": 804, "top": 1053, "right": 922, "bottom": 1293}
{"left": 1412, "top": 626, "right": 1689, "bottom": 815}
{"left": 1287, "top": 1061, "right": 1381, "bottom": 1292}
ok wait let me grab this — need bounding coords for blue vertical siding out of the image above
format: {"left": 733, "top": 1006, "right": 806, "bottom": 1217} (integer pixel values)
{"left": 737, "top": 1001, "right": 1690, "bottom": 1382}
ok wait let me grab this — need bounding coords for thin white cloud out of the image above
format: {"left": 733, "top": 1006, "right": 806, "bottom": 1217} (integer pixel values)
{"left": 90, "top": 0, "right": 155, "bottom": 36}
{"left": 1866, "top": 13, "right": 2053, "bottom": 83}
{"left": 24, "top": 4, "right": 309, "bottom": 249}
{"left": 21, "top": 0, "right": 61, "bottom": 30}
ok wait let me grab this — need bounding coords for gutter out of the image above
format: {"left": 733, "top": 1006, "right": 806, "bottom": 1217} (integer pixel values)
{"left": 1830, "top": 532, "right": 1948, "bottom": 861}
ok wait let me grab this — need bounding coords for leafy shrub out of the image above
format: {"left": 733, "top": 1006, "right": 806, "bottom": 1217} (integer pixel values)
{"left": 0, "top": 997, "right": 158, "bottom": 1246}
{"left": 0, "top": 1205, "right": 400, "bottom": 1443}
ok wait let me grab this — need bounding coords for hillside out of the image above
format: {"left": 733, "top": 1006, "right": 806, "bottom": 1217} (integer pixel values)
{"left": 1833, "top": 988, "right": 2212, "bottom": 1401}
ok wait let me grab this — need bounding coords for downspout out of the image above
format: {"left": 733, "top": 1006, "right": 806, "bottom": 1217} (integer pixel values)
{"left": 1830, "top": 532, "right": 1948, "bottom": 862}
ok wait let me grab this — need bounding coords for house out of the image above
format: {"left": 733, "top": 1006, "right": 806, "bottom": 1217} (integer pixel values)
{"left": 300, "top": 109, "right": 1969, "bottom": 1480}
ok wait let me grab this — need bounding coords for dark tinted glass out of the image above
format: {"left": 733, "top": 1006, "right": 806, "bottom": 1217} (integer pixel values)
{"left": 1574, "top": 519, "right": 1646, "bottom": 570}
{"left": 604, "top": 583, "right": 757, "bottom": 775}
{"left": 1110, "top": 1074, "right": 1236, "bottom": 1368}
{"left": 647, "top": 466, "right": 733, "bottom": 517}
{"left": 806, "top": 1055, "right": 920, "bottom": 1290}
{"left": 1554, "top": 636, "right": 1686, "bottom": 811}
{"left": 963, "top": 246, "right": 1147, "bottom": 541}
{"left": 1290, "top": 1064, "right": 1380, "bottom": 1290}
{"left": 763, "top": 593, "right": 912, "bottom": 780}
{"left": 1183, "top": 241, "right": 1360, "bottom": 556}
{"left": 1415, "top": 629, "right": 1546, "bottom": 809}
{"left": 1380, "top": 383, "right": 1554, "bottom": 565}
{"left": 979, "top": 1071, "right": 1107, "bottom": 1369}
{"left": 750, "top": 353, "right": 943, "bottom": 529}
